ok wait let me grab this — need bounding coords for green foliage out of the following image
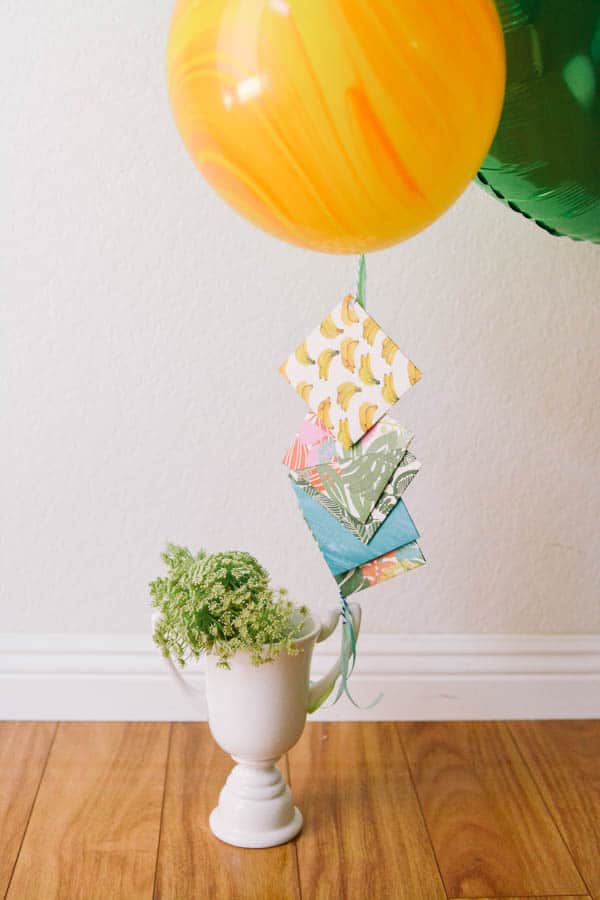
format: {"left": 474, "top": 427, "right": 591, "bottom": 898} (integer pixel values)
{"left": 150, "top": 544, "right": 308, "bottom": 669}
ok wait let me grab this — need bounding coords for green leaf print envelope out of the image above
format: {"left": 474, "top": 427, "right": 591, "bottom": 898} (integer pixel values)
{"left": 288, "top": 414, "right": 413, "bottom": 524}
{"left": 292, "top": 449, "right": 421, "bottom": 544}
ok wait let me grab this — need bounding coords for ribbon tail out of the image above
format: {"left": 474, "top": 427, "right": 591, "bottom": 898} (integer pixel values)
{"left": 324, "top": 593, "right": 382, "bottom": 710}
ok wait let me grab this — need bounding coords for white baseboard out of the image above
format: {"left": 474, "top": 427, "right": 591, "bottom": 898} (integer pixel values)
{"left": 1, "top": 633, "right": 599, "bottom": 721}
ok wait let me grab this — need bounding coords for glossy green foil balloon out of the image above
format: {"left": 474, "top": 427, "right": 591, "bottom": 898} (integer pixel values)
{"left": 478, "top": 0, "right": 600, "bottom": 243}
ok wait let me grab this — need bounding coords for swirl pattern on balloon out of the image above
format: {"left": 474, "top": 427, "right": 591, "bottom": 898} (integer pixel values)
{"left": 168, "top": 0, "right": 506, "bottom": 253}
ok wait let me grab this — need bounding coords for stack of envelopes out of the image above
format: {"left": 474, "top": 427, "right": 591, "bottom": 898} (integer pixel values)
{"left": 279, "top": 295, "right": 426, "bottom": 597}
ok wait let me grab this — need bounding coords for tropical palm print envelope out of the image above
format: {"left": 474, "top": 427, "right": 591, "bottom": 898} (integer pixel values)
{"left": 291, "top": 481, "right": 419, "bottom": 576}
{"left": 279, "top": 295, "right": 421, "bottom": 449}
{"left": 286, "top": 414, "right": 414, "bottom": 525}
{"left": 336, "top": 542, "right": 426, "bottom": 598}
{"left": 293, "top": 449, "right": 421, "bottom": 544}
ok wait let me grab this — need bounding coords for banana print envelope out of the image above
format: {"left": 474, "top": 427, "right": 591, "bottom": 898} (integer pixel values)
{"left": 286, "top": 414, "right": 413, "bottom": 524}
{"left": 291, "top": 481, "right": 419, "bottom": 576}
{"left": 279, "top": 294, "right": 421, "bottom": 449}
{"left": 292, "top": 449, "right": 421, "bottom": 544}
{"left": 335, "top": 542, "right": 426, "bottom": 598}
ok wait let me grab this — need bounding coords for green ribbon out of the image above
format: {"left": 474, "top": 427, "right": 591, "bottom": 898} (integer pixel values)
{"left": 356, "top": 254, "right": 366, "bottom": 309}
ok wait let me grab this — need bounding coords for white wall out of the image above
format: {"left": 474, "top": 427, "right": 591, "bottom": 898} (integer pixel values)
{"left": 2, "top": 0, "right": 599, "bottom": 639}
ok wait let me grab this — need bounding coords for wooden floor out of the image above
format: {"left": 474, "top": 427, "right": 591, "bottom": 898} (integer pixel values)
{"left": 0, "top": 722, "right": 598, "bottom": 900}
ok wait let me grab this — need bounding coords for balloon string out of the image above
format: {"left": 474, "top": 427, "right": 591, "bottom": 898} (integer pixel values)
{"left": 356, "top": 254, "right": 366, "bottom": 309}
{"left": 327, "top": 255, "right": 381, "bottom": 709}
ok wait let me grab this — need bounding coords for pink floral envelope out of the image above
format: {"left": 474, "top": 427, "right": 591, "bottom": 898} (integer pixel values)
{"left": 282, "top": 413, "right": 335, "bottom": 469}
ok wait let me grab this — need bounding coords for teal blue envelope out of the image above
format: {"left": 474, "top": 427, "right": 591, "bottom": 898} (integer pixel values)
{"left": 292, "top": 481, "right": 419, "bottom": 576}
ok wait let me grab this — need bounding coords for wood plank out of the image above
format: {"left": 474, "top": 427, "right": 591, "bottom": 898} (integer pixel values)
{"left": 399, "top": 721, "right": 586, "bottom": 899}
{"left": 510, "top": 720, "right": 600, "bottom": 900}
{"left": 0, "top": 722, "right": 57, "bottom": 896}
{"left": 288, "top": 722, "right": 446, "bottom": 900}
{"left": 6, "top": 722, "right": 170, "bottom": 900}
{"left": 155, "top": 722, "right": 300, "bottom": 900}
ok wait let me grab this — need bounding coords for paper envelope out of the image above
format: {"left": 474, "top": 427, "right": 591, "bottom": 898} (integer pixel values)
{"left": 282, "top": 412, "right": 336, "bottom": 469}
{"left": 286, "top": 414, "right": 413, "bottom": 524}
{"left": 335, "top": 542, "right": 426, "bottom": 597}
{"left": 292, "top": 449, "right": 421, "bottom": 544}
{"left": 279, "top": 294, "right": 421, "bottom": 449}
{"left": 292, "top": 481, "right": 419, "bottom": 576}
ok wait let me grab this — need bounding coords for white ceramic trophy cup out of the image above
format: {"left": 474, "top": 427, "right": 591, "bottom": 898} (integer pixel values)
{"left": 152, "top": 603, "right": 361, "bottom": 848}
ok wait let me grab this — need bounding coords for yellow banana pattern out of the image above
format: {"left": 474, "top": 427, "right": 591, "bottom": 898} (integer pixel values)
{"left": 337, "top": 418, "right": 352, "bottom": 449}
{"left": 362, "top": 317, "right": 380, "bottom": 346}
{"left": 279, "top": 295, "right": 420, "bottom": 447}
{"left": 317, "top": 397, "right": 333, "bottom": 430}
{"left": 340, "top": 337, "right": 359, "bottom": 373}
{"left": 381, "top": 336, "right": 399, "bottom": 365}
{"left": 340, "top": 294, "right": 360, "bottom": 325}
{"left": 381, "top": 372, "right": 399, "bottom": 405}
{"left": 295, "top": 341, "right": 315, "bottom": 366}
{"left": 317, "top": 348, "right": 339, "bottom": 380}
{"left": 320, "top": 314, "right": 343, "bottom": 339}
{"left": 407, "top": 361, "right": 422, "bottom": 385}
{"left": 337, "top": 381, "right": 362, "bottom": 412}
{"left": 296, "top": 381, "right": 313, "bottom": 403}
{"left": 279, "top": 360, "right": 290, "bottom": 383}
{"left": 359, "top": 402, "right": 378, "bottom": 433}
{"left": 358, "top": 353, "right": 379, "bottom": 386}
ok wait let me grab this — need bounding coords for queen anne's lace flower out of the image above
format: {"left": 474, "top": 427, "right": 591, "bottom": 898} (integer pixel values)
{"left": 151, "top": 545, "right": 308, "bottom": 668}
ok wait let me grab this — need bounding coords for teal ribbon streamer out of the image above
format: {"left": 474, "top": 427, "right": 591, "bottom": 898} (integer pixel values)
{"left": 327, "top": 593, "right": 382, "bottom": 709}
{"left": 356, "top": 254, "right": 366, "bottom": 309}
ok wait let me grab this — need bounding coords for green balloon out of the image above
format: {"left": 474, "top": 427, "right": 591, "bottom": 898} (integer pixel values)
{"left": 478, "top": 0, "right": 600, "bottom": 244}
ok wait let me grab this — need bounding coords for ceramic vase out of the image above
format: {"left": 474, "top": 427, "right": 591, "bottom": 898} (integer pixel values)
{"left": 152, "top": 603, "right": 361, "bottom": 848}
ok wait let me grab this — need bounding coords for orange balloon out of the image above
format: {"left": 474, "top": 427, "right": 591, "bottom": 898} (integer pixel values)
{"left": 167, "top": 0, "right": 505, "bottom": 253}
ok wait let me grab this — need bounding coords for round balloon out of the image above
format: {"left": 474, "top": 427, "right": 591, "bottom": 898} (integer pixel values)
{"left": 478, "top": 0, "right": 600, "bottom": 244}
{"left": 167, "top": 0, "right": 505, "bottom": 253}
